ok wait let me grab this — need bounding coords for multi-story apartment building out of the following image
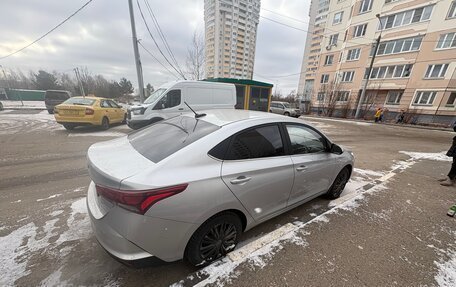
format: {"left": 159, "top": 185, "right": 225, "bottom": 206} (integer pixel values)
{"left": 204, "top": 0, "right": 261, "bottom": 79}
{"left": 297, "top": 0, "right": 330, "bottom": 102}
{"left": 305, "top": 0, "right": 456, "bottom": 125}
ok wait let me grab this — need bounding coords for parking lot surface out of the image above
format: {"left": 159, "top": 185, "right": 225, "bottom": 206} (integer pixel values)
{"left": 0, "top": 110, "right": 454, "bottom": 286}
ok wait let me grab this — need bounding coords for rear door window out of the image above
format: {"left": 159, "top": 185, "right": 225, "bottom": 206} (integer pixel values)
{"left": 225, "top": 125, "right": 285, "bottom": 160}
{"left": 129, "top": 116, "right": 219, "bottom": 162}
{"left": 100, "top": 100, "right": 110, "bottom": 108}
{"left": 108, "top": 100, "right": 120, "bottom": 108}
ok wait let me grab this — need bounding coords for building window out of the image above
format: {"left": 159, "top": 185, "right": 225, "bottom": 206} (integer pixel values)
{"left": 448, "top": 1, "right": 456, "bottom": 19}
{"left": 320, "top": 74, "right": 330, "bottom": 83}
{"left": 413, "top": 91, "right": 437, "bottom": 105}
{"left": 346, "top": 48, "right": 361, "bottom": 61}
{"left": 333, "top": 11, "right": 344, "bottom": 25}
{"left": 424, "top": 64, "right": 449, "bottom": 79}
{"left": 436, "top": 33, "right": 456, "bottom": 49}
{"left": 446, "top": 92, "right": 456, "bottom": 106}
{"left": 359, "top": 0, "right": 373, "bottom": 13}
{"left": 336, "top": 91, "right": 350, "bottom": 102}
{"left": 386, "top": 91, "right": 403, "bottom": 105}
{"left": 374, "top": 36, "right": 423, "bottom": 56}
{"left": 329, "top": 34, "right": 339, "bottom": 46}
{"left": 317, "top": 92, "right": 325, "bottom": 101}
{"left": 340, "top": 71, "right": 355, "bottom": 82}
{"left": 353, "top": 24, "right": 367, "bottom": 38}
{"left": 324, "top": 55, "right": 334, "bottom": 65}
{"left": 366, "top": 64, "right": 413, "bottom": 79}
{"left": 378, "top": 5, "right": 434, "bottom": 30}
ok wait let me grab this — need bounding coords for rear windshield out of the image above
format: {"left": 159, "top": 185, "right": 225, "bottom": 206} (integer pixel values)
{"left": 45, "top": 91, "right": 69, "bottom": 100}
{"left": 129, "top": 116, "right": 219, "bottom": 162}
{"left": 62, "top": 98, "right": 96, "bottom": 106}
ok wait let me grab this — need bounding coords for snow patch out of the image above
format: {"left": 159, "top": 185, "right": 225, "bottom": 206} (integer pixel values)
{"left": 0, "top": 197, "right": 90, "bottom": 285}
{"left": 399, "top": 151, "right": 451, "bottom": 162}
{"left": 435, "top": 252, "right": 456, "bottom": 287}
{"left": 36, "top": 193, "right": 61, "bottom": 202}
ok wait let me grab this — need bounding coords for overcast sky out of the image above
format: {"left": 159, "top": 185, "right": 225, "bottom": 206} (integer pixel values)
{"left": 0, "top": 0, "right": 310, "bottom": 95}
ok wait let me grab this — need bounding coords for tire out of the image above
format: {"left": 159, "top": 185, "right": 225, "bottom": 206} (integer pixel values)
{"left": 47, "top": 109, "right": 54, "bottom": 114}
{"left": 63, "top": 124, "right": 75, "bottom": 130}
{"left": 101, "top": 117, "right": 109, "bottom": 130}
{"left": 325, "top": 167, "right": 350, "bottom": 199}
{"left": 122, "top": 114, "right": 127, "bottom": 124}
{"left": 0, "top": 102, "right": 3, "bottom": 111}
{"left": 185, "top": 212, "right": 242, "bottom": 267}
{"left": 284, "top": 112, "right": 290, "bottom": 117}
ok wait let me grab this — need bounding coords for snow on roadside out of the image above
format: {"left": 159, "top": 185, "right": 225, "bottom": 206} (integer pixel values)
{"left": 435, "top": 252, "right": 456, "bottom": 287}
{"left": 36, "top": 193, "right": 61, "bottom": 202}
{"left": 0, "top": 195, "right": 90, "bottom": 286}
{"left": 175, "top": 151, "right": 450, "bottom": 287}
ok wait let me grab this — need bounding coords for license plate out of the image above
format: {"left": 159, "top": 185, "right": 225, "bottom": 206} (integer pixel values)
{"left": 63, "top": 110, "right": 79, "bottom": 115}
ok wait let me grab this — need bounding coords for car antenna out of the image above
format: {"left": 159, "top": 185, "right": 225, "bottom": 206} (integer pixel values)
{"left": 184, "top": 102, "right": 206, "bottom": 118}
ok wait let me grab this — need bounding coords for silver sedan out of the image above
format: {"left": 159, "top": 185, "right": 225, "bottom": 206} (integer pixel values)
{"left": 86, "top": 109, "right": 354, "bottom": 266}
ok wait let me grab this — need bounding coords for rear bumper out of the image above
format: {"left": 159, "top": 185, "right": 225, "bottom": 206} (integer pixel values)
{"left": 55, "top": 114, "right": 99, "bottom": 125}
{"left": 86, "top": 181, "right": 198, "bottom": 262}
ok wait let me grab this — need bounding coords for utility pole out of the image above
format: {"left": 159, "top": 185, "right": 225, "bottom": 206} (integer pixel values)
{"left": 355, "top": 14, "right": 382, "bottom": 119}
{"left": 74, "top": 67, "right": 86, "bottom": 97}
{"left": 128, "top": 0, "right": 145, "bottom": 103}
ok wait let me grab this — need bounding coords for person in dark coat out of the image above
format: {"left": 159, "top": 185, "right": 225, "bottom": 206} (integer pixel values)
{"left": 439, "top": 125, "right": 456, "bottom": 186}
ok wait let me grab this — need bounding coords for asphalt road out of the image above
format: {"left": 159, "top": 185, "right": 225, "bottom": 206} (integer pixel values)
{"left": 0, "top": 110, "right": 454, "bottom": 286}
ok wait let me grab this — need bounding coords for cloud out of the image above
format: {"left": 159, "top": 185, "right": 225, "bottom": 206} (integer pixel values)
{"left": 0, "top": 0, "right": 309, "bottom": 95}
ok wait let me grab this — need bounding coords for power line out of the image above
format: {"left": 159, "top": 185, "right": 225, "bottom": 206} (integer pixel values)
{"left": 143, "top": 0, "right": 186, "bottom": 77}
{"left": 136, "top": 0, "right": 186, "bottom": 79}
{"left": 138, "top": 41, "right": 179, "bottom": 79}
{"left": 0, "top": 0, "right": 94, "bottom": 60}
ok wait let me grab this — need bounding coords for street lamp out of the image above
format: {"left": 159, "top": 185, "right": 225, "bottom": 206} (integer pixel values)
{"left": 354, "top": 13, "right": 383, "bottom": 119}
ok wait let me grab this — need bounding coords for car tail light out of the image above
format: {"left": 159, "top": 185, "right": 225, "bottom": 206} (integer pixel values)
{"left": 85, "top": 108, "right": 94, "bottom": 115}
{"left": 95, "top": 184, "right": 188, "bottom": 214}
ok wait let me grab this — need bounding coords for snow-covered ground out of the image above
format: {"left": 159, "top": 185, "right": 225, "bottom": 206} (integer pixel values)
{"left": 1, "top": 100, "right": 46, "bottom": 109}
{"left": 0, "top": 192, "right": 90, "bottom": 286}
{"left": 172, "top": 151, "right": 456, "bottom": 287}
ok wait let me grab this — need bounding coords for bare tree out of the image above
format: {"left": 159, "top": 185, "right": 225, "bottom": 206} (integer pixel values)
{"left": 186, "top": 30, "right": 205, "bottom": 80}
{"left": 316, "top": 79, "right": 344, "bottom": 117}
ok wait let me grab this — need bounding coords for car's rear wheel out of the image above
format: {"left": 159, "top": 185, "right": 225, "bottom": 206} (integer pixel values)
{"left": 63, "top": 124, "right": 75, "bottom": 130}
{"left": 122, "top": 114, "right": 127, "bottom": 124}
{"left": 185, "top": 212, "right": 242, "bottom": 267}
{"left": 284, "top": 112, "right": 290, "bottom": 117}
{"left": 47, "top": 109, "right": 54, "bottom": 114}
{"left": 101, "top": 117, "right": 109, "bottom": 130}
{"left": 325, "top": 167, "right": 350, "bottom": 199}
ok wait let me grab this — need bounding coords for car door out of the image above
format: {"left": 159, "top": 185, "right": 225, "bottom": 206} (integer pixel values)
{"left": 221, "top": 124, "right": 294, "bottom": 221}
{"left": 284, "top": 124, "right": 337, "bottom": 206}
{"left": 99, "top": 100, "right": 113, "bottom": 121}
{"left": 108, "top": 100, "right": 123, "bottom": 123}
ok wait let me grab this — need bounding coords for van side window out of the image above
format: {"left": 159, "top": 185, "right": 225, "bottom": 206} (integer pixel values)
{"left": 154, "top": 90, "right": 181, "bottom": 109}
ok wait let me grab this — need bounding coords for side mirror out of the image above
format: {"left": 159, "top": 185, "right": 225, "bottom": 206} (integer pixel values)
{"left": 330, "top": 143, "right": 343, "bottom": 154}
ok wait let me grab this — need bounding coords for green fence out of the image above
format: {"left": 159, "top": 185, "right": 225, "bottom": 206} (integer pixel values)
{"left": 6, "top": 89, "right": 46, "bottom": 101}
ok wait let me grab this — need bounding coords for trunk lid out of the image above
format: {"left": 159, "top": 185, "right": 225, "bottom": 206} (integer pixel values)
{"left": 87, "top": 136, "right": 153, "bottom": 189}
{"left": 56, "top": 104, "right": 88, "bottom": 117}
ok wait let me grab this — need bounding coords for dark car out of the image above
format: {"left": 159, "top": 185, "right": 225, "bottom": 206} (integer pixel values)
{"left": 45, "top": 90, "right": 71, "bottom": 114}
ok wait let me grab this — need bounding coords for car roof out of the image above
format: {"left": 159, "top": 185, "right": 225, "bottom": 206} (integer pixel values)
{"left": 184, "top": 109, "right": 292, "bottom": 127}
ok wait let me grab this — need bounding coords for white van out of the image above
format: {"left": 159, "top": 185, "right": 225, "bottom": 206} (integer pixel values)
{"left": 127, "top": 81, "right": 236, "bottom": 129}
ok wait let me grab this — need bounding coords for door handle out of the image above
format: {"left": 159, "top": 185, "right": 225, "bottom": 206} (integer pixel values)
{"left": 178, "top": 108, "right": 184, "bottom": 111}
{"left": 230, "top": 176, "right": 251, "bottom": 185}
{"left": 296, "top": 165, "right": 307, "bottom": 172}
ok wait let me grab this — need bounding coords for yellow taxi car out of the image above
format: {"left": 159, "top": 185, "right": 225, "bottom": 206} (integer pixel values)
{"left": 54, "top": 97, "right": 126, "bottom": 130}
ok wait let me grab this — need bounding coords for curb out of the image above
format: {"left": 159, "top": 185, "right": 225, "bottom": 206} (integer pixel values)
{"left": 302, "top": 115, "right": 452, "bottom": 132}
